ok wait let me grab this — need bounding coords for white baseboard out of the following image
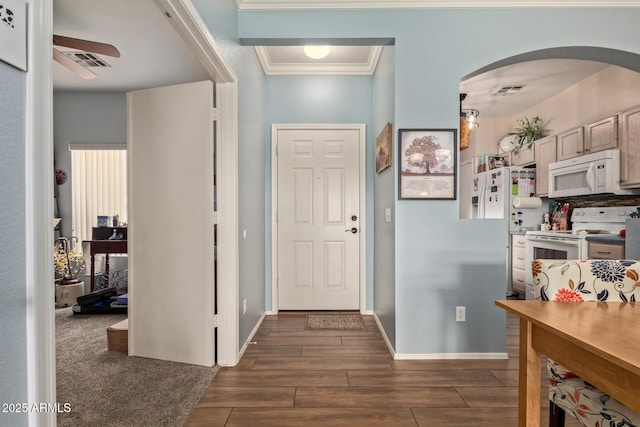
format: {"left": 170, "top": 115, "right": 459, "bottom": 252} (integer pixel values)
{"left": 393, "top": 352, "right": 509, "bottom": 360}
{"left": 372, "top": 312, "right": 396, "bottom": 358}
{"left": 236, "top": 312, "right": 266, "bottom": 363}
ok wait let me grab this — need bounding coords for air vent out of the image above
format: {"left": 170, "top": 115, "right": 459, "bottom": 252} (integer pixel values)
{"left": 62, "top": 51, "right": 111, "bottom": 68}
{"left": 493, "top": 85, "right": 524, "bottom": 96}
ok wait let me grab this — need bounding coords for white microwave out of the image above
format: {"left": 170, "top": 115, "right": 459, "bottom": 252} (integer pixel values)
{"left": 548, "top": 149, "right": 639, "bottom": 198}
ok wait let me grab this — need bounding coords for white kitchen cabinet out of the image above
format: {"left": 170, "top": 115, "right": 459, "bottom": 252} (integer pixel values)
{"left": 510, "top": 144, "right": 535, "bottom": 166}
{"left": 556, "top": 126, "right": 585, "bottom": 161}
{"left": 585, "top": 115, "right": 618, "bottom": 154}
{"left": 619, "top": 105, "right": 640, "bottom": 188}
{"left": 511, "top": 234, "right": 527, "bottom": 297}
{"left": 534, "top": 135, "right": 556, "bottom": 196}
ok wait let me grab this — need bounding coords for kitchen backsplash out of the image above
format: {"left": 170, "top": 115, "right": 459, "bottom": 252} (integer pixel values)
{"left": 554, "top": 195, "right": 640, "bottom": 209}
{"left": 551, "top": 195, "right": 640, "bottom": 229}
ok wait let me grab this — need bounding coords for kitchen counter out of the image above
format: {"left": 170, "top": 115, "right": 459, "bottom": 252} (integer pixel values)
{"left": 585, "top": 234, "right": 625, "bottom": 244}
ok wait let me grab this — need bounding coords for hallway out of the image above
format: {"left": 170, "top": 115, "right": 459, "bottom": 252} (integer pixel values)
{"left": 185, "top": 312, "right": 579, "bottom": 426}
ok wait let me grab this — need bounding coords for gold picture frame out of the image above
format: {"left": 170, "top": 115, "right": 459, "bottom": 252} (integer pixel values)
{"left": 375, "top": 122, "right": 392, "bottom": 174}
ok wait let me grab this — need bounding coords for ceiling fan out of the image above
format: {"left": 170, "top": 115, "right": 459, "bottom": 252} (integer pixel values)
{"left": 53, "top": 35, "right": 120, "bottom": 80}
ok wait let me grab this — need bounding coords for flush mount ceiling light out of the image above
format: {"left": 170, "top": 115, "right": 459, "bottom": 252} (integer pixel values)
{"left": 303, "top": 45, "right": 330, "bottom": 59}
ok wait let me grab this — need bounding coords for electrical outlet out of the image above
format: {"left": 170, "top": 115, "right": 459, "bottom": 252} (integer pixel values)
{"left": 243, "top": 299, "right": 247, "bottom": 315}
{"left": 456, "top": 306, "right": 466, "bottom": 322}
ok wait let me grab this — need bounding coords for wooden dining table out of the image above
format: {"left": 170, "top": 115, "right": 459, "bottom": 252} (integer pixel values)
{"left": 495, "top": 300, "right": 640, "bottom": 427}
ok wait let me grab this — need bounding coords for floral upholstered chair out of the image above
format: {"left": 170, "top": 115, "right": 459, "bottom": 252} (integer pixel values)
{"left": 532, "top": 259, "right": 640, "bottom": 427}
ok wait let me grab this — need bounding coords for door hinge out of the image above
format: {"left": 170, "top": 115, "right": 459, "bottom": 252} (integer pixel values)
{"left": 211, "top": 107, "right": 220, "bottom": 121}
{"left": 213, "top": 211, "right": 221, "bottom": 224}
{"left": 213, "top": 314, "right": 221, "bottom": 327}
{"left": 275, "top": 143, "right": 278, "bottom": 156}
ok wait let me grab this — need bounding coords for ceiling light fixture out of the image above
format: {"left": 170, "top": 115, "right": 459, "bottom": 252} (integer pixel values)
{"left": 303, "top": 45, "right": 330, "bottom": 59}
{"left": 459, "top": 93, "right": 479, "bottom": 129}
{"left": 461, "top": 109, "right": 480, "bottom": 129}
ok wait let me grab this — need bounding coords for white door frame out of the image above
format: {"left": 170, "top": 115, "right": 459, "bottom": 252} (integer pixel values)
{"left": 154, "top": 0, "right": 240, "bottom": 367}
{"left": 27, "top": 2, "right": 240, "bottom": 424}
{"left": 271, "top": 124, "right": 367, "bottom": 314}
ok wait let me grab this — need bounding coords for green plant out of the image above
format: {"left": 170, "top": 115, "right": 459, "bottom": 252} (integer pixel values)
{"left": 54, "top": 237, "right": 85, "bottom": 285}
{"left": 513, "top": 116, "right": 550, "bottom": 153}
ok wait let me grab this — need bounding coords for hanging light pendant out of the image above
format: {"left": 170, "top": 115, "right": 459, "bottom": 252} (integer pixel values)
{"left": 462, "top": 109, "right": 480, "bottom": 129}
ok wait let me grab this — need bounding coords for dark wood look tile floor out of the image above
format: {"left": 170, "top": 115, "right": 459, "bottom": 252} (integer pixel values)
{"left": 185, "top": 312, "right": 581, "bottom": 426}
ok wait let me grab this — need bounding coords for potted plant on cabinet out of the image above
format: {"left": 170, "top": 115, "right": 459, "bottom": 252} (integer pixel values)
{"left": 513, "top": 116, "right": 550, "bottom": 153}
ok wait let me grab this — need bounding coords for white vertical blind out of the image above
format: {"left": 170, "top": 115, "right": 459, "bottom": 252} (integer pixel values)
{"left": 70, "top": 145, "right": 127, "bottom": 242}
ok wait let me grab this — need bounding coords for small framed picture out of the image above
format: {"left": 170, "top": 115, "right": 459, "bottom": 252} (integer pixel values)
{"left": 398, "top": 128, "right": 457, "bottom": 200}
{"left": 375, "top": 122, "right": 392, "bottom": 174}
{"left": 0, "top": 0, "right": 28, "bottom": 71}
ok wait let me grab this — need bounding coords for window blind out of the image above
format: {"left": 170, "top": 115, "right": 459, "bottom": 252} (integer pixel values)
{"left": 70, "top": 146, "right": 127, "bottom": 242}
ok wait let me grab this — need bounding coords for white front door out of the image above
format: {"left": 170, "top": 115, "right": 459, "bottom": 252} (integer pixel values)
{"left": 127, "top": 80, "right": 216, "bottom": 366}
{"left": 275, "top": 126, "right": 362, "bottom": 310}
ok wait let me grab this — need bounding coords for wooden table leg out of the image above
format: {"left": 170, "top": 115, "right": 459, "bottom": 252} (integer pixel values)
{"left": 90, "top": 253, "right": 96, "bottom": 292}
{"left": 104, "top": 254, "right": 110, "bottom": 288}
{"left": 519, "top": 318, "right": 541, "bottom": 427}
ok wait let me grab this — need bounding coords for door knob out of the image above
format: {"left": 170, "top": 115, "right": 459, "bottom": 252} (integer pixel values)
{"left": 345, "top": 227, "right": 358, "bottom": 234}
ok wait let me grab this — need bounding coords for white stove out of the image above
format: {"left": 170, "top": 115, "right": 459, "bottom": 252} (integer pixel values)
{"left": 529, "top": 206, "right": 636, "bottom": 238}
{"left": 522, "top": 206, "right": 639, "bottom": 299}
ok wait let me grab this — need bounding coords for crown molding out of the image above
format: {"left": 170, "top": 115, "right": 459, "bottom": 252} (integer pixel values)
{"left": 236, "top": 0, "right": 639, "bottom": 9}
{"left": 254, "top": 46, "right": 383, "bottom": 75}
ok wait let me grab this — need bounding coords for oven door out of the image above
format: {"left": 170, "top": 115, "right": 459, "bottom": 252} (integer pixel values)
{"left": 524, "top": 234, "right": 582, "bottom": 300}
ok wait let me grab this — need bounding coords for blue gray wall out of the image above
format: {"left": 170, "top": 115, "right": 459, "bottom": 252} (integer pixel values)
{"left": 237, "top": 7, "right": 640, "bottom": 355}
{"left": 264, "top": 75, "right": 375, "bottom": 310}
{"left": 0, "top": 61, "right": 28, "bottom": 426}
{"left": 373, "top": 46, "right": 396, "bottom": 347}
{"left": 53, "top": 92, "right": 127, "bottom": 238}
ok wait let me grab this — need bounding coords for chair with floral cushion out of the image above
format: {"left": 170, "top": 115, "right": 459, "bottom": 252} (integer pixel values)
{"left": 532, "top": 259, "right": 640, "bottom": 427}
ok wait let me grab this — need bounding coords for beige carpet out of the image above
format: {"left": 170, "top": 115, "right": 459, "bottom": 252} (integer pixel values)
{"left": 306, "top": 314, "right": 367, "bottom": 330}
{"left": 56, "top": 307, "right": 218, "bottom": 427}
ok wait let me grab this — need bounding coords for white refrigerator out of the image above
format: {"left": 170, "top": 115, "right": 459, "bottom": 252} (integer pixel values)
{"left": 472, "top": 166, "right": 548, "bottom": 296}
{"left": 473, "top": 167, "right": 544, "bottom": 230}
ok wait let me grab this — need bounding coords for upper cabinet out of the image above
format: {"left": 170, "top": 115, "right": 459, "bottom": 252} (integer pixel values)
{"left": 510, "top": 144, "right": 535, "bottom": 166}
{"left": 556, "top": 115, "right": 619, "bottom": 161}
{"left": 556, "top": 126, "right": 585, "bottom": 161}
{"left": 619, "top": 105, "right": 640, "bottom": 188}
{"left": 534, "top": 135, "right": 557, "bottom": 197}
{"left": 585, "top": 115, "right": 618, "bottom": 154}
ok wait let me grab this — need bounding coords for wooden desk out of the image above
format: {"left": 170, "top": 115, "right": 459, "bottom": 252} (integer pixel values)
{"left": 85, "top": 240, "right": 127, "bottom": 292}
{"left": 495, "top": 300, "right": 640, "bottom": 427}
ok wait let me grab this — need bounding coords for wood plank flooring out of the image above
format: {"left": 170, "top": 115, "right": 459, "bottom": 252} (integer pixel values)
{"left": 185, "top": 312, "right": 581, "bottom": 426}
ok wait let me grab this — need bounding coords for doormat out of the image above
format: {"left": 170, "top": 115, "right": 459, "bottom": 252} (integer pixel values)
{"left": 306, "top": 314, "right": 367, "bottom": 330}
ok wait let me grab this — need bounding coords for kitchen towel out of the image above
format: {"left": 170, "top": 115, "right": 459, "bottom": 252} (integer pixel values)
{"left": 512, "top": 196, "right": 543, "bottom": 209}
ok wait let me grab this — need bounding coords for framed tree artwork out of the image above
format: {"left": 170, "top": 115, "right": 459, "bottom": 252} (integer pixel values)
{"left": 398, "top": 128, "right": 457, "bottom": 200}
{"left": 375, "top": 122, "right": 392, "bottom": 174}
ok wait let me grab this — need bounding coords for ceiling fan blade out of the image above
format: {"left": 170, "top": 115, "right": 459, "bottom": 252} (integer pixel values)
{"left": 53, "top": 48, "right": 96, "bottom": 80}
{"left": 53, "top": 35, "right": 121, "bottom": 58}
